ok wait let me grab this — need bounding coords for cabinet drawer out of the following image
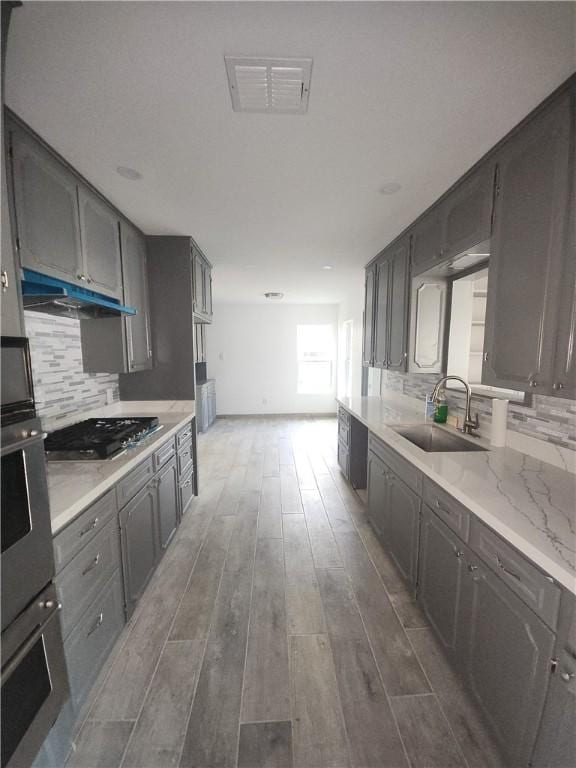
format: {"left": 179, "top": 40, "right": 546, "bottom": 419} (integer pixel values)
{"left": 64, "top": 569, "right": 125, "bottom": 713}
{"left": 176, "top": 421, "right": 193, "bottom": 449}
{"left": 338, "top": 406, "right": 350, "bottom": 426}
{"left": 57, "top": 518, "right": 121, "bottom": 640}
{"left": 470, "top": 519, "right": 561, "bottom": 629}
{"left": 53, "top": 489, "right": 117, "bottom": 572}
{"left": 368, "top": 434, "right": 422, "bottom": 494}
{"left": 179, "top": 467, "right": 195, "bottom": 516}
{"left": 338, "top": 419, "right": 350, "bottom": 446}
{"left": 116, "top": 457, "right": 154, "bottom": 508}
{"left": 422, "top": 478, "right": 471, "bottom": 542}
{"left": 153, "top": 437, "right": 176, "bottom": 471}
{"left": 177, "top": 438, "right": 194, "bottom": 477}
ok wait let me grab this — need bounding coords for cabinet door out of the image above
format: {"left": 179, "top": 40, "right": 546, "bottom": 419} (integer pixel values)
{"left": 367, "top": 451, "right": 387, "bottom": 537}
{"left": 483, "top": 91, "right": 572, "bottom": 393}
{"left": 387, "top": 238, "right": 410, "bottom": 371}
{"left": 531, "top": 649, "right": 576, "bottom": 768}
{"left": 457, "top": 555, "right": 555, "bottom": 766}
{"left": 1, "top": 131, "right": 24, "bottom": 336}
{"left": 204, "top": 262, "right": 212, "bottom": 319}
{"left": 442, "top": 162, "right": 495, "bottom": 261}
{"left": 337, "top": 438, "right": 349, "bottom": 480}
{"left": 362, "top": 265, "right": 376, "bottom": 366}
{"left": 373, "top": 256, "right": 389, "bottom": 367}
{"left": 119, "top": 483, "right": 158, "bottom": 615}
{"left": 78, "top": 185, "right": 122, "bottom": 299}
{"left": 408, "top": 276, "right": 447, "bottom": 374}
{"left": 156, "top": 458, "right": 178, "bottom": 553}
{"left": 121, "top": 222, "right": 152, "bottom": 372}
{"left": 418, "top": 506, "right": 466, "bottom": 654}
{"left": 410, "top": 206, "right": 443, "bottom": 275}
{"left": 10, "top": 127, "right": 83, "bottom": 284}
{"left": 192, "top": 249, "right": 203, "bottom": 313}
{"left": 381, "top": 470, "right": 421, "bottom": 589}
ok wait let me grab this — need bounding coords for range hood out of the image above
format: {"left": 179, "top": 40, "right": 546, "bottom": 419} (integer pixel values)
{"left": 21, "top": 269, "right": 137, "bottom": 319}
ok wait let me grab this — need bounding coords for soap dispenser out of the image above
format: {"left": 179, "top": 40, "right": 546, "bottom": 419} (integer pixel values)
{"left": 433, "top": 390, "right": 448, "bottom": 424}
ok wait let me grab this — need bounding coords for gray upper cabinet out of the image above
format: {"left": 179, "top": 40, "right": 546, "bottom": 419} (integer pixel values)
{"left": 1, "top": 134, "right": 24, "bottom": 336}
{"left": 408, "top": 276, "right": 447, "bottom": 374}
{"left": 387, "top": 237, "right": 410, "bottom": 370}
{"left": 119, "top": 481, "right": 158, "bottom": 617}
{"left": 418, "top": 505, "right": 466, "bottom": 654}
{"left": 156, "top": 457, "right": 178, "bottom": 552}
{"left": 457, "top": 552, "right": 555, "bottom": 766}
{"left": 482, "top": 89, "right": 573, "bottom": 394}
{"left": 410, "top": 205, "right": 443, "bottom": 276}
{"left": 192, "top": 246, "right": 213, "bottom": 322}
{"left": 121, "top": 221, "right": 152, "bottom": 372}
{"left": 77, "top": 185, "right": 122, "bottom": 299}
{"left": 442, "top": 162, "right": 494, "bottom": 261}
{"left": 10, "top": 125, "right": 83, "bottom": 285}
{"left": 373, "top": 256, "right": 389, "bottom": 367}
{"left": 371, "top": 236, "right": 410, "bottom": 371}
{"left": 362, "top": 264, "right": 376, "bottom": 366}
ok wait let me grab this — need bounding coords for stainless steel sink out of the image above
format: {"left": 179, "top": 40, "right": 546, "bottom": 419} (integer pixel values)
{"left": 392, "top": 425, "right": 488, "bottom": 453}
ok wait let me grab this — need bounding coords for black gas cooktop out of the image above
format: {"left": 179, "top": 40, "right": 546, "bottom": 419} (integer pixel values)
{"left": 45, "top": 417, "right": 160, "bottom": 461}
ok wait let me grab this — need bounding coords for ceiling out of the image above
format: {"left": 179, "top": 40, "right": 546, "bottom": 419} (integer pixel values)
{"left": 6, "top": 1, "right": 575, "bottom": 304}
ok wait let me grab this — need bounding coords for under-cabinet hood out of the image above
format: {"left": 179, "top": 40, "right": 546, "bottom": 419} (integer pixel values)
{"left": 21, "top": 269, "right": 137, "bottom": 319}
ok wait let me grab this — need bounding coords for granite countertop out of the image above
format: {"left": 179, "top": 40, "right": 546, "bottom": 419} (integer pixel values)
{"left": 337, "top": 394, "right": 576, "bottom": 594}
{"left": 45, "top": 401, "right": 195, "bottom": 535}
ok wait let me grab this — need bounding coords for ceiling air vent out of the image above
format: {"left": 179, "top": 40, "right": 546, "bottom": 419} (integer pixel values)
{"left": 225, "top": 56, "right": 312, "bottom": 114}
{"left": 264, "top": 292, "right": 284, "bottom": 300}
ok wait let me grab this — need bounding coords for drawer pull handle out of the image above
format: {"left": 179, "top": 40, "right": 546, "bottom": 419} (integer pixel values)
{"left": 80, "top": 518, "right": 99, "bottom": 537}
{"left": 183, "top": 480, "right": 192, "bottom": 487}
{"left": 496, "top": 555, "right": 521, "bottom": 581}
{"left": 87, "top": 613, "right": 104, "bottom": 637}
{"left": 82, "top": 553, "right": 101, "bottom": 576}
{"left": 435, "top": 499, "right": 451, "bottom": 515}
{"left": 468, "top": 564, "right": 479, "bottom": 572}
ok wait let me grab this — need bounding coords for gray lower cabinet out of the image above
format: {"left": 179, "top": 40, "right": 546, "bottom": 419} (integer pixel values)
{"left": 456, "top": 550, "right": 555, "bottom": 767}
{"left": 119, "top": 480, "right": 159, "bottom": 617}
{"left": 418, "top": 505, "right": 466, "bottom": 654}
{"left": 196, "top": 380, "right": 216, "bottom": 433}
{"left": 77, "top": 184, "right": 123, "bottom": 299}
{"left": 367, "top": 448, "right": 420, "bottom": 589}
{"left": 179, "top": 467, "right": 195, "bottom": 517}
{"left": 156, "top": 457, "right": 178, "bottom": 552}
{"left": 337, "top": 438, "right": 349, "bottom": 478}
{"left": 532, "top": 647, "right": 576, "bottom": 768}
{"left": 9, "top": 123, "right": 84, "bottom": 286}
{"left": 482, "top": 88, "right": 573, "bottom": 394}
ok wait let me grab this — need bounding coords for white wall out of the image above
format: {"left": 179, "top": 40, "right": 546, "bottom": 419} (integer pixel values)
{"left": 206, "top": 303, "right": 339, "bottom": 415}
{"left": 336, "top": 270, "right": 364, "bottom": 398}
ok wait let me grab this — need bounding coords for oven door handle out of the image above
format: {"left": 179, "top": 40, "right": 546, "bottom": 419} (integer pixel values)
{"left": 1, "top": 432, "right": 48, "bottom": 456}
{"left": 2, "top": 605, "right": 60, "bottom": 683}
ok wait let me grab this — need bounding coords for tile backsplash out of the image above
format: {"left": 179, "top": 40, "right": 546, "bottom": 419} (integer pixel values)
{"left": 24, "top": 311, "right": 119, "bottom": 431}
{"left": 379, "top": 369, "right": 576, "bottom": 452}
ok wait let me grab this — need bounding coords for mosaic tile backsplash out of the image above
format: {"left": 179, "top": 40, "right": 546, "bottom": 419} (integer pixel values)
{"left": 379, "top": 370, "right": 576, "bottom": 452}
{"left": 24, "top": 311, "right": 119, "bottom": 431}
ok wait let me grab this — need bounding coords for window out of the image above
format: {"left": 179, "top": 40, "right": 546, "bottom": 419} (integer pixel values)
{"left": 297, "top": 324, "right": 335, "bottom": 394}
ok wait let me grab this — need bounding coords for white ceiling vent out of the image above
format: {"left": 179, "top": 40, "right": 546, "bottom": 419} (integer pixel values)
{"left": 225, "top": 57, "right": 312, "bottom": 114}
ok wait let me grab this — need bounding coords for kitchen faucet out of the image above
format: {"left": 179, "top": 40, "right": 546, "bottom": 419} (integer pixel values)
{"left": 431, "top": 376, "right": 480, "bottom": 435}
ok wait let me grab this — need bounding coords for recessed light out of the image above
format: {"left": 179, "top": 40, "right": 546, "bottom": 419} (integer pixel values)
{"left": 322, "top": 265, "right": 333, "bottom": 270}
{"left": 264, "top": 292, "right": 284, "bottom": 300}
{"left": 379, "top": 182, "right": 402, "bottom": 195}
{"left": 116, "top": 166, "right": 142, "bottom": 181}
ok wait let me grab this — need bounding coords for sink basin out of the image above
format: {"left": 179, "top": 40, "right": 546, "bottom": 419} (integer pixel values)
{"left": 393, "top": 425, "right": 488, "bottom": 453}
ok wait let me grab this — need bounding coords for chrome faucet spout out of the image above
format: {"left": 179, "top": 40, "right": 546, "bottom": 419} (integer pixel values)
{"left": 431, "top": 376, "right": 479, "bottom": 435}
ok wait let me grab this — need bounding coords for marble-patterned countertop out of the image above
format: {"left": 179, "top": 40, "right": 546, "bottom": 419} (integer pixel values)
{"left": 337, "top": 394, "right": 576, "bottom": 595}
{"left": 45, "top": 401, "right": 195, "bottom": 536}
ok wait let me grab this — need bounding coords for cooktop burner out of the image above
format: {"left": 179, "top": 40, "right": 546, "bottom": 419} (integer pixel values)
{"left": 45, "top": 417, "right": 161, "bottom": 461}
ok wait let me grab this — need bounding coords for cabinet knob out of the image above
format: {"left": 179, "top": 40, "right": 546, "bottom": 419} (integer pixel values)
{"left": 529, "top": 378, "right": 538, "bottom": 388}
{"left": 77, "top": 273, "right": 87, "bottom": 281}
{"left": 1, "top": 269, "right": 8, "bottom": 292}
{"left": 561, "top": 671, "right": 575, "bottom": 683}
{"left": 468, "top": 564, "right": 479, "bottom": 572}
{"left": 553, "top": 382, "right": 564, "bottom": 391}
{"left": 454, "top": 550, "right": 464, "bottom": 558}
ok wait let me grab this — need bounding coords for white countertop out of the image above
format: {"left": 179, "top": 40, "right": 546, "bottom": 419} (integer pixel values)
{"left": 45, "top": 401, "right": 195, "bottom": 535}
{"left": 337, "top": 394, "right": 576, "bottom": 595}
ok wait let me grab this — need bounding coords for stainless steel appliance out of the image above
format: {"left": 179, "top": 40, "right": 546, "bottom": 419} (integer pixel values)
{"left": 1, "top": 584, "right": 68, "bottom": 768}
{"left": 44, "top": 417, "right": 160, "bottom": 461}
{"left": 1, "top": 336, "right": 69, "bottom": 768}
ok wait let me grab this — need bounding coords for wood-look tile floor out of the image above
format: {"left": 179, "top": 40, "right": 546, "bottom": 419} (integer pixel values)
{"left": 66, "top": 416, "right": 504, "bottom": 768}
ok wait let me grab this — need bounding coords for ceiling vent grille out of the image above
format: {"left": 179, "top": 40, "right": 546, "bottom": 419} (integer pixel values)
{"left": 225, "top": 57, "right": 312, "bottom": 114}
